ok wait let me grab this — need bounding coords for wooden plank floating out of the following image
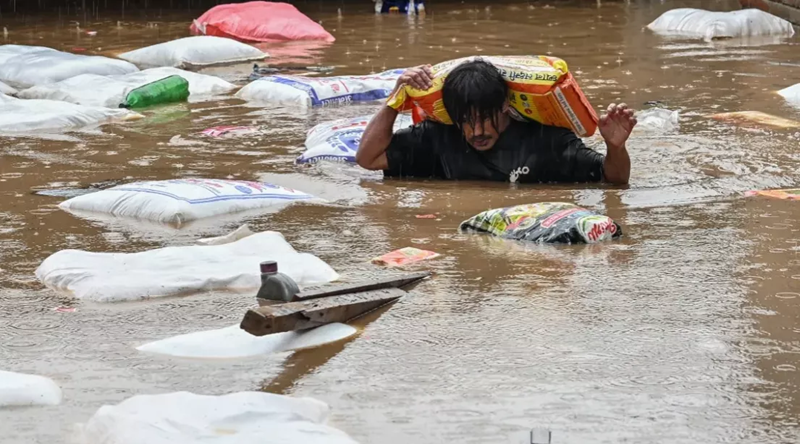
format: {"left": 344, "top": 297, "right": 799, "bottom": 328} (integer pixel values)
{"left": 292, "top": 271, "right": 431, "bottom": 302}
{"left": 241, "top": 288, "right": 405, "bottom": 336}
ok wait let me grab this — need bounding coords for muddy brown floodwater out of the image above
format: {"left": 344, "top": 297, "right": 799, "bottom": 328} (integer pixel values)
{"left": 2, "top": 0, "right": 800, "bottom": 443}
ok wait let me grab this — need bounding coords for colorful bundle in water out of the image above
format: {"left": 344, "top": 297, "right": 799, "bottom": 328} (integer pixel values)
{"left": 459, "top": 202, "right": 621, "bottom": 244}
{"left": 386, "top": 55, "right": 598, "bottom": 137}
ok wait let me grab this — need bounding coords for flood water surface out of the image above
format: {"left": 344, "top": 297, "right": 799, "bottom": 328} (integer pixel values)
{"left": 2, "top": 1, "right": 800, "bottom": 443}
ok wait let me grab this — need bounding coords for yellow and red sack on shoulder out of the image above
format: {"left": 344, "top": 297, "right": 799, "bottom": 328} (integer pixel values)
{"left": 387, "top": 55, "right": 598, "bottom": 137}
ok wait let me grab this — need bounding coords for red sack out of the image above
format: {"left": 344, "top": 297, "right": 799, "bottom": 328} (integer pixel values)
{"left": 190, "top": 1, "right": 335, "bottom": 43}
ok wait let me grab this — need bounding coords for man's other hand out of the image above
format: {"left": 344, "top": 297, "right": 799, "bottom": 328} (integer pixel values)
{"left": 599, "top": 103, "right": 637, "bottom": 150}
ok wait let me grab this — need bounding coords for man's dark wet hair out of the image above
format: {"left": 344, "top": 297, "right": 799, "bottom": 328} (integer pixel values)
{"left": 441, "top": 59, "right": 509, "bottom": 129}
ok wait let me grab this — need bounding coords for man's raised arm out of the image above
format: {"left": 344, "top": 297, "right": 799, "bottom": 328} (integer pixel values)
{"left": 599, "top": 103, "right": 636, "bottom": 185}
{"left": 356, "top": 65, "right": 433, "bottom": 171}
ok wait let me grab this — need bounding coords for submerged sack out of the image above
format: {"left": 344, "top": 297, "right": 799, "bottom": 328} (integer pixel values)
{"left": 77, "top": 392, "right": 360, "bottom": 444}
{"left": 0, "top": 370, "right": 62, "bottom": 407}
{"left": 298, "top": 113, "right": 413, "bottom": 164}
{"left": 137, "top": 323, "right": 357, "bottom": 358}
{"left": 460, "top": 202, "right": 622, "bottom": 244}
{"left": 0, "top": 94, "right": 142, "bottom": 132}
{"left": 236, "top": 69, "right": 403, "bottom": 106}
{"left": 118, "top": 36, "right": 268, "bottom": 69}
{"left": 745, "top": 188, "right": 800, "bottom": 201}
{"left": 708, "top": 111, "right": 800, "bottom": 129}
{"left": 387, "top": 55, "right": 598, "bottom": 137}
{"left": 0, "top": 45, "right": 138, "bottom": 89}
{"left": 0, "top": 80, "right": 17, "bottom": 95}
{"left": 58, "top": 179, "right": 316, "bottom": 226}
{"left": 191, "top": 1, "right": 335, "bottom": 43}
{"left": 18, "top": 68, "right": 235, "bottom": 108}
{"left": 646, "top": 8, "right": 795, "bottom": 40}
{"left": 35, "top": 230, "right": 339, "bottom": 302}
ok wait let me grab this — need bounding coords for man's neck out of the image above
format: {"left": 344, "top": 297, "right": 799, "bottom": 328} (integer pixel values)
{"left": 497, "top": 114, "right": 512, "bottom": 134}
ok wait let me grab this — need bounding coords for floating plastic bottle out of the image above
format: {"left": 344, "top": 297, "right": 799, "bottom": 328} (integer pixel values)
{"left": 120, "top": 75, "right": 189, "bottom": 109}
{"left": 255, "top": 261, "right": 299, "bottom": 304}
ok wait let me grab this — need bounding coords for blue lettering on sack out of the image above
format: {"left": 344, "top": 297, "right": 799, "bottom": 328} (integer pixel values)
{"left": 328, "top": 129, "right": 363, "bottom": 153}
{"left": 316, "top": 89, "right": 393, "bottom": 106}
{"left": 263, "top": 76, "right": 321, "bottom": 103}
{"left": 234, "top": 185, "right": 253, "bottom": 194}
{"left": 111, "top": 188, "right": 311, "bottom": 204}
{"left": 262, "top": 72, "right": 401, "bottom": 107}
{"left": 265, "top": 76, "right": 313, "bottom": 93}
{"left": 296, "top": 154, "right": 356, "bottom": 164}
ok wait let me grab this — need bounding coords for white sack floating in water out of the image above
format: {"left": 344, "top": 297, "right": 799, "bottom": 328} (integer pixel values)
{"left": 0, "top": 370, "right": 62, "bottom": 407}
{"left": 58, "top": 179, "right": 317, "bottom": 226}
{"left": 76, "top": 392, "right": 361, "bottom": 444}
{"left": 0, "top": 44, "right": 138, "bottom": 89}
{"left": 118, "top": 36, "right": 268, "bottom": 69}
{"left": 0, "top": 94, "right": 142, "bottom": 133}
{"left": 137, "top": 323, "right": 357, "bottom": 359}
{"left": 298, "top": 113, "right": 414, "bottom": 164}
{"left": 35, "top": 230, "right": 339, "bottom": 303}
{"left": 18, "top": 67, "right": 236, "bottom": 108}
{"left": 235, "top": 69, "right": 403, "bottom": 107}
{"left": 646, "top": 8, "right": 795, "bottom": 41}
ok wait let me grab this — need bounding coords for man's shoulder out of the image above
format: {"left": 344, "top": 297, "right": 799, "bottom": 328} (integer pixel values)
{"left": 511, "top": 118, "right": 575, "bottom": 136}
{"left": 400, "top": 119, "right": 462, "bottom": 143}
{"left": 414, "top": 119, "right": 458, "bottom": 133}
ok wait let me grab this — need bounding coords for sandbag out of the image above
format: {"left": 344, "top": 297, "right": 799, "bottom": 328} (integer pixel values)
{"left": 18, "top": 67, "right": 235, "bottom": 108}
{"left": 137, "top": 323, "right": 357, "bottom": 358}
{"left": 0, "top": 45, "right": 138, "bottom": 89}
{"left": 35, "top": 230, "right": 339, "bottom": 302}
{"left": 235, "top": 69, "right": 403, "bottom": 106}
{"left": 646, "top": 8, "right": 795, "bottom": 40}
{"left": 0, "top": 44, "right": 55, "bottom": 65}
{"left": 0, "top": 80, "right": 16, "bottom": 95}
{"left": 0, "top": 370, "right": 62, "bottom": 407}
{"left": 298, "top": 113, "right": 413, "bottom": 164}
{"left": 778, "top": 84, "right": 800, "bottom": 105}
{"left": 118, "top": 36, "right": 268, "bottom": 69}
{"left": 58, "top": 179, "right": 315, "bottom": 226}
{"left": 191, "top": 2, "right": 335, "bottom": 43}
{"left": 459, "top": 202, "right": 622, "bottom": 244}
{"left": 709, "top": 111, "right": 800, "bottom": 129}
{"left": 0, "top": 94, "right": 142, "bottom": 132}
{"left": 76, "top": 392, "right": 360, "bottom": 444}
{"left": 387, "top": 55, "right": 598, "bottom": 137}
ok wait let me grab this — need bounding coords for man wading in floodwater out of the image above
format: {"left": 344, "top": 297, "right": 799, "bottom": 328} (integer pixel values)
{"left": 356, "top": 60, "right": 636, "bottom": 184}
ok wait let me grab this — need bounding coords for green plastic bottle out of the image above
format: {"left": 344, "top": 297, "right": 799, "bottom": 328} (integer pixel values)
{"left": 121, "top": 75, "right": 190, "bottom": 109}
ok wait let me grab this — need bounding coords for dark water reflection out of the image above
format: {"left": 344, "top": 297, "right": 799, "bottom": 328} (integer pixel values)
{"left": 1, "top": 0, "right": 800, "bottom": 443}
